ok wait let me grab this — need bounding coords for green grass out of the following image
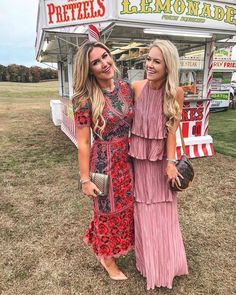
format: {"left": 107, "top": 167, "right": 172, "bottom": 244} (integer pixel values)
{"left": 0, "top": 82, "right": 235, "bottom": 295}
{"left": 0, "top": 81, "right": 59, "bottom": 98}
{"left": 209, "top": 109, "right": 236, "bottom": 157}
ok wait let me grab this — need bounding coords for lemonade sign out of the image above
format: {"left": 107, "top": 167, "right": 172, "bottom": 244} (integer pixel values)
{"left": 119, "top": 0, "right": 236, "bottom": 31}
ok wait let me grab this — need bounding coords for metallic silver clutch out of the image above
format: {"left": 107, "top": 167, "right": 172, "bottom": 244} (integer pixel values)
{"left": 78, "top": 172, "right": 109, "bottom": 197}
{"left": 91, "top": 172, "right": 109, "bottom": 197}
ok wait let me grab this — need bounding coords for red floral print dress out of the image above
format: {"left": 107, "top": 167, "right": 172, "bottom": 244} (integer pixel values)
{"left": 74, "top": 80, "right": 134, "bottom": 258}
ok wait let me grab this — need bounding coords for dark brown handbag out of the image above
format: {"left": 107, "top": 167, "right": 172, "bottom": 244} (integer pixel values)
{"left": 170, "top": 126, "right": 194, "bottom": 192}
{"left": 79, "top": 172, "right": 109, "bottom": 197}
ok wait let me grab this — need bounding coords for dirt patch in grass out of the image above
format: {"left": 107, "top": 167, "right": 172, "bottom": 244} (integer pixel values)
{"left": 0, "top": 82, "right": 235, "bottom": 295}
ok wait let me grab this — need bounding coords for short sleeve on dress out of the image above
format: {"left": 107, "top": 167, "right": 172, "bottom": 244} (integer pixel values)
{"left": 74, "top": 100, "right": 91, "bottom": 128}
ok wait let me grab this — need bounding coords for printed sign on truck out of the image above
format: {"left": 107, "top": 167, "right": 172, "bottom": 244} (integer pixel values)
{"left": 119, "top": 0, "right": 236, "bottom": 32}
{"left": 44, "top": 0, "right": 109, "bottom": 27}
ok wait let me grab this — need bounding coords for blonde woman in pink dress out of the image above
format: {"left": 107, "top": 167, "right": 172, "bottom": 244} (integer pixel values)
{"left": 129, "top": 39, "right": 188, "bottom": 290}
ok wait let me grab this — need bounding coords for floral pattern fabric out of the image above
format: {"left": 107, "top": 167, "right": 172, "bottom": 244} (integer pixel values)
{"left": 74, "top": 80, "right": 134, "bottom": 258}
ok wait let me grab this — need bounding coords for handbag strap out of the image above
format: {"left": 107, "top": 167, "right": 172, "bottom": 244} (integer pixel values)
{"left": 178, "top": 124, "right": 186, "bottom": 155}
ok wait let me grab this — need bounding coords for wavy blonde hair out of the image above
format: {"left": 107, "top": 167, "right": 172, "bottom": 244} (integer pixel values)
{"left": 149, "top": 39, "right": 180, "bottom": 132}
{"left": 72, "top": 41, "right": 117, "bottom": 137}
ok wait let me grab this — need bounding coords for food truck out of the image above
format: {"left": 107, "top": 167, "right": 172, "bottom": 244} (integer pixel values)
{"left": 35, "top": 0, "right": 236, "bottom": 158}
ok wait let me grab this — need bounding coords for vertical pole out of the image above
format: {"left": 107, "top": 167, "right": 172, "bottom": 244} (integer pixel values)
{"left": 68, "top": 47, "right": 74, "bottom": 99}
{"left": 58, "top": 61, "right": 63, "bottom": 97}
{"left": 203, "top": 38, "right": 215, "bottom": 136}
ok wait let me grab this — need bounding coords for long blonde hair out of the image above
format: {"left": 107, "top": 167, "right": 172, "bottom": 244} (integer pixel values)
{"left": 72, "top": 41, "right": 117, "bottom": 137}
{"left": 149, "top": 39, "right": 180, "bottom": 132}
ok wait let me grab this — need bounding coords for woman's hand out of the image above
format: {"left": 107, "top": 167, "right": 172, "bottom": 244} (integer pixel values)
{"left": 82, "top": 181, "right": 102, "bottom": 198}
{"left": 166, "top": 162, "right": 183, "bottom": 188}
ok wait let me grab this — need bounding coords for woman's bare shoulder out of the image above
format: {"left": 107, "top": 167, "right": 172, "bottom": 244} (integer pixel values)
{"left": 177, "top": 86, "right": 184, "bottom": 97}
{"left": 175, "top": 87, "right": 184, "bottom": 110}
{"left": 132, "top": 79, "right": 147, "bottom": 89}
{"left": 176, "top": 87, "right": 184, "bottom": 102}
{"left": 131, "top": 79, "right": 147, "bottom": 100}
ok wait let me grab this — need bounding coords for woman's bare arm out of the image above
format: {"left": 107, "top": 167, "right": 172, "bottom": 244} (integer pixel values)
{"left": 76, "top": 126, "right": 100, "bottom": 197}
{"left": 166, "top": 87, "right": 184, "bottom": 185}
{"left": 76, "top": 126, "right": 91, "bottom": 180}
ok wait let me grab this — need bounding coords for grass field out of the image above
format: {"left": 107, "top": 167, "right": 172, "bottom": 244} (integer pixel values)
{"left": 0, "top": 81, "right": 235, "bottom": 295}
{"left": 209, "top": 109, "right": 236, "bottom": 157}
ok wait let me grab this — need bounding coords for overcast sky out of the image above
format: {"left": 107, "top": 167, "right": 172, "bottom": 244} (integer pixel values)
{"left": 0, "top": 0, "right": 41, "bottom": 67}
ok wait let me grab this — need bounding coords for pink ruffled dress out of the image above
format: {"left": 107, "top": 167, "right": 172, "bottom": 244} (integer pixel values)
{"left": 129, "top": 81, "right": 188, "bottom": 290}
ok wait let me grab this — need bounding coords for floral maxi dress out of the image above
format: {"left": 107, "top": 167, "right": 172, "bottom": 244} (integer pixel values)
{"left": 74, "top": 80, "right": 134, "bottom": 258}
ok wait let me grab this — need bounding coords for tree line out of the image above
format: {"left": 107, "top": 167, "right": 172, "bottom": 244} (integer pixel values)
{"left": 0, "top": 64, "right": 58, "bottom": 82}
